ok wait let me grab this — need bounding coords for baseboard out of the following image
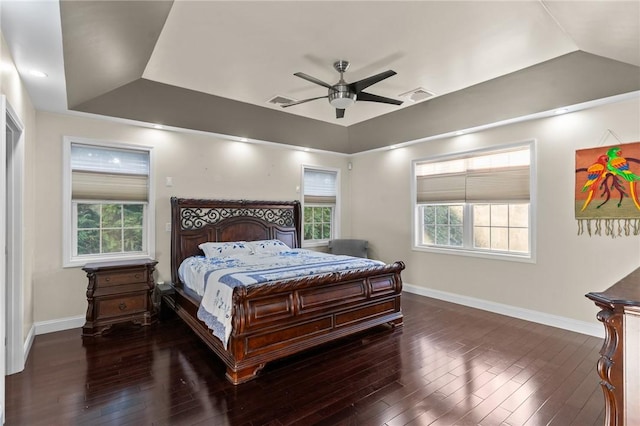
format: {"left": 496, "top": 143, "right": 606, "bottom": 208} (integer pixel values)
{"left": 23, "top": 324, "right": 35, "bottom": 363}
{"left": 30, "top": 288, "right": 604, "bottom": 340}
{"left": 10, "top": 324, "right": 37, "bottom": 376}
{"left": 34, "top": 315, "right": 85, "bottom": 335}
{"left": 402, "top": 283, "right": 604, "bottom": 338}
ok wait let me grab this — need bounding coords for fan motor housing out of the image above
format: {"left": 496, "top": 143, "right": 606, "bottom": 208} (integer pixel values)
{"left": 328, "top": 84, "right": 356, "bottom": 108}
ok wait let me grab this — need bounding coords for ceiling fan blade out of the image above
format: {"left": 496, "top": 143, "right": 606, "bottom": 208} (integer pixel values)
{"left": 351, "top": 70, "right": 397, "bottom": 93}
{"left": 281, "top": 95, "right": 328, "bottom": 108}
{"left": 357, "top": 92, "right": 403, "bottom": 105}
{"left": 336, "top": 108, "right": 345, "bottom": 119}
{"left": 294, "top": 72, "right": 333, "bottom": 89}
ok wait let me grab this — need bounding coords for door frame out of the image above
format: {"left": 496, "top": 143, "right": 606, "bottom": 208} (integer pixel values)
{"left": 0, "top": 95, "right": 6, "bottom": 424}
{"left": 5, "top": 99, "right": 25, "bottom": 375}
{"left": 1, "top": 96, "right": 26, "bottom": 423}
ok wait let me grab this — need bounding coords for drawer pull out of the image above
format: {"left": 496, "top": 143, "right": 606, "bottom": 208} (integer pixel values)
{"left": 105, "top": 277, "right": 110, "bottom": 282}
{"left": 119, "top": 302, "right": 127, "bottom": 311}
{"left": 134, "top": 274, "right": 141, "bottom": 279}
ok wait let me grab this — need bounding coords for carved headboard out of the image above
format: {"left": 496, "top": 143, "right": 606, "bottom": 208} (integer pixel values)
{"left": 170, "top": 197, "right": 301, "bottom": 286}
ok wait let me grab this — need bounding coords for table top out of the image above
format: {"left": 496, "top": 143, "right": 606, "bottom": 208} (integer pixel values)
{"left": 586, "top": 266, "right": 640, "bottom": 308}
{"left": 83, "top": 258, "right": 158, "bottom": 272}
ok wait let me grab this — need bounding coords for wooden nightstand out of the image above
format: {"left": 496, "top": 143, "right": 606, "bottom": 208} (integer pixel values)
{"left": 82, "top": 259, "right": 158, "bottom": 337}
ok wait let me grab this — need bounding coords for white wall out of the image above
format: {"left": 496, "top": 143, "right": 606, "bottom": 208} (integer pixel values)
{"left": 1, "top": 32, "right": 36, "bottom": 355}
{"left": 22, "top": 80, "right": 640, "bottom": 330}
{"left": 1, "top": 30, "right": 37, "bottom": 420}
{"left": 33, "top": 112, "right": 350, "bottom": 322}
{"left": 349, "top": 97, "right": 640, "bottom": 326}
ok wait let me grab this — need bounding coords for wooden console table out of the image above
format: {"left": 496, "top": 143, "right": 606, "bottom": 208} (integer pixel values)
{"left": 586, "top": 267, "right": 640, "bottom": 426}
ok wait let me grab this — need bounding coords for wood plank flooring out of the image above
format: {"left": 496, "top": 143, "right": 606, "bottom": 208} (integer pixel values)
{"left": 5, "top": 292, "right": 605, "bottom": 425}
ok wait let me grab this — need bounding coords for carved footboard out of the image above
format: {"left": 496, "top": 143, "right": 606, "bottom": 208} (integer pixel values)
{"left": 171, "top": 262, "right": 404, "bottom": 384}
{"left": 225, "top": 262, "right": 404, "bottom": 383}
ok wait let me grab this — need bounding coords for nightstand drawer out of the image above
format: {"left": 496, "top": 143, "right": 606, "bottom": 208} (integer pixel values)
{"left": 97, "top": 294, "right": 146, "bottom": 318}
{"left": 97, "top": 269, "right": 147, "bottom": 286}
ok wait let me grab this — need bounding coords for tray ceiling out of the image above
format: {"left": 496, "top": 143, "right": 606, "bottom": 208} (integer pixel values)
{"left": 2, "top": 1, "right": 639, "bottom": 153}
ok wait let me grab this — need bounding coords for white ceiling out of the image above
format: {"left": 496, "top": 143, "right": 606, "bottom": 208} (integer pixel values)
{"left": 2, "top": 1, "right": 639, "bottom": 128}
{"left": 144, "top": 1, "right": 580, "bottom": 126}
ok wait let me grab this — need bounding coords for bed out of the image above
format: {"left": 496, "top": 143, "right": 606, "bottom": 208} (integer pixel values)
{"left": 168, "top": 197, "right": 405, "bottom": 384}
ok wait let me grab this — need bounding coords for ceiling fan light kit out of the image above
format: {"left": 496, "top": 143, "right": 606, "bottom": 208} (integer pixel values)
{"left": 328, "top": 86, "right": 356, "bottom": 109}
{"left": 283, "top": 60, "right": 403, "bottom": 119}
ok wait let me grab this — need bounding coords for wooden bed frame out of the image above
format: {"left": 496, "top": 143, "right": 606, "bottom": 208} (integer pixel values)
{"left": 168, "top": 197, "right": 404, "bottom": 384}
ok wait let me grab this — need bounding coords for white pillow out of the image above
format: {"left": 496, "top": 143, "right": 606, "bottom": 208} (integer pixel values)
{"left": 198, "top": 241, "right": 252, "bottom": 258}
{"left": 248, "top": 239, "right": 291, "bottom": 254}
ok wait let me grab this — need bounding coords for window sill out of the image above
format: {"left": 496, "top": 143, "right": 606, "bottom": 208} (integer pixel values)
{"left": 412, "top": 245, "right": 535, "bottom": 263}
{"left": 302, "top": 240, "right": 329, "bottom": 249}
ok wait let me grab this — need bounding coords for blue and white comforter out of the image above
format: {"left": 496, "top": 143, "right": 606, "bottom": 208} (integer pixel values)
{"left": 178, "top": 250, "right": 384, "bottom": 348}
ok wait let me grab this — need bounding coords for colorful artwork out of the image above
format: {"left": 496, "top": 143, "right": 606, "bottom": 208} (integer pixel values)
{"left": 575, "top": 141, "right": 640, "bottom": 237}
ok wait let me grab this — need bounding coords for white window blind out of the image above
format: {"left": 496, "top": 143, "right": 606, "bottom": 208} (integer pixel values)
{"left": 71, "top": 144, "right": 150, "bottom": 201}
{"left": 304, "top": 169, "right": 337, "bottom": 204}
{"left": 416, "top": 147, "right": 530, "bottom": 203}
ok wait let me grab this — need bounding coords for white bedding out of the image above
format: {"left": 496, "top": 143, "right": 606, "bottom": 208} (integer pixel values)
{"left": 178, "top": 249, "right": 384, "bottom": 348}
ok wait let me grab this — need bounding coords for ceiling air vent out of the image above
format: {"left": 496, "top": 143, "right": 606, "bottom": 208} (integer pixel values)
{"left": 267, "top": 95, "right": 297, "bottom": 106}
{"left": 399, "top": 87, "right": 435, "bottom": 103}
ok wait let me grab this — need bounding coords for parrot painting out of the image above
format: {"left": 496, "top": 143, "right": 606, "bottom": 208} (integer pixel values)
{"left": 580, "top": 154, "right": 609, "bottom": 211}
{"left": 606, "top": 147, "right": 640, "bottom": 210}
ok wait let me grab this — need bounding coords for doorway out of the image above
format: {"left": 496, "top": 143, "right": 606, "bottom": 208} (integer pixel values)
{"left": 1, "top": 96, "right": 25, "bottom": 423}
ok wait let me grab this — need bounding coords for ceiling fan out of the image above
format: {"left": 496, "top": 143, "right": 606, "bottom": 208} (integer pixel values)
{"left": 282, "top": 60, "right": 403, "bottom": 119}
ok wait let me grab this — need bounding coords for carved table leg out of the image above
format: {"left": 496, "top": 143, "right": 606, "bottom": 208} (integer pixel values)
{"left": 595, "top": 307, "right": 624, "bottom": 426}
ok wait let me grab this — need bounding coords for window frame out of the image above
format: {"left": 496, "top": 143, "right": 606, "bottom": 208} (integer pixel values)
{"left": 411, "top": 140, "right": 536, "bottom": 263}
{"left": 63, "top": 137, "right": 155, "bottom": 267}
{"left": 417, "top": 203, "right": 465, "bottom": 248}
{"left": 301, "top": 165, "right": 340, "bottom": 247}
{"left": 71, "top": 201, "right": 149, "bottom": 257}
{"left": 303, "top": 204, "right": 335, "bottom": 244}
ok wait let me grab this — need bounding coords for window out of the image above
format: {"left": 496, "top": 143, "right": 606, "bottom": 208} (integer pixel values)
{"left": 413, "top": 142, "right": 534, "bottom": 260}
{"left": 302, "top": 167, "right": 339, "bottom": 245}
{"left": 63, "top": 138, "right": 154, "bottom": 267}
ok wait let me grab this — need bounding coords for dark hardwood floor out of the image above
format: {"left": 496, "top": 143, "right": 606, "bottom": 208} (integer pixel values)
{"left": 5, "top": 292, "right": 605, "bottom": 425}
